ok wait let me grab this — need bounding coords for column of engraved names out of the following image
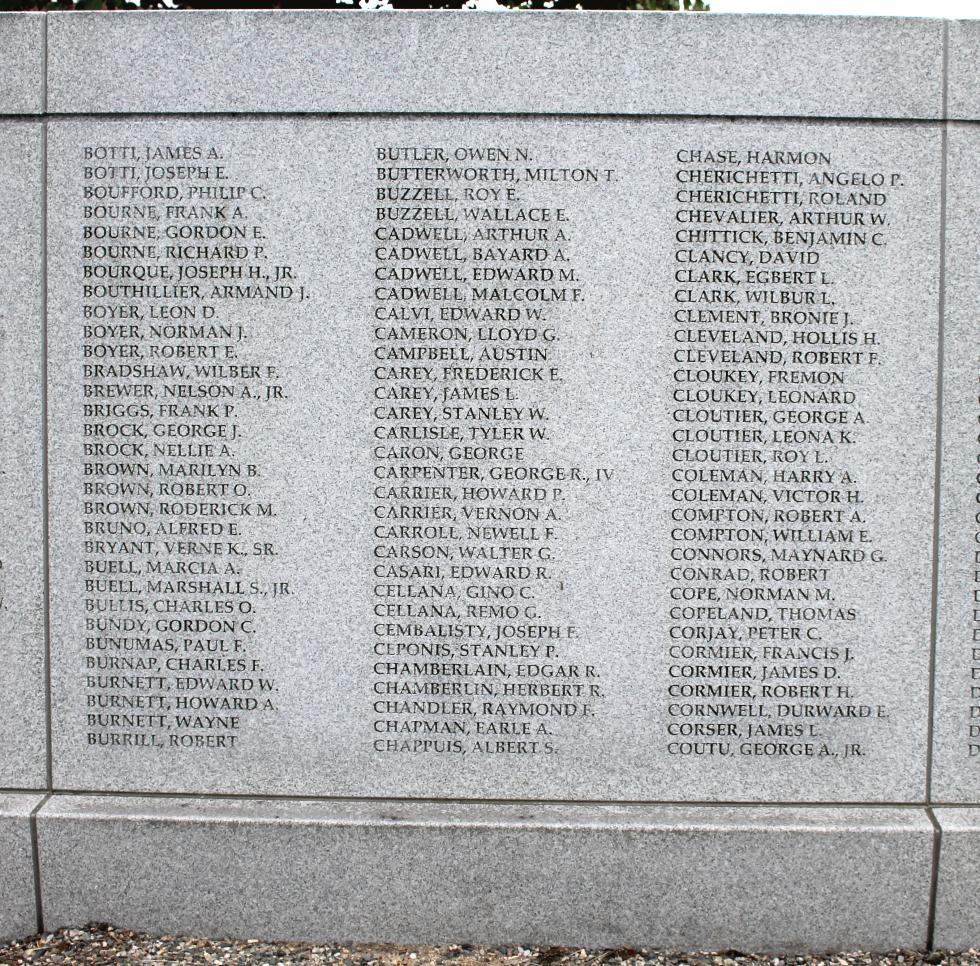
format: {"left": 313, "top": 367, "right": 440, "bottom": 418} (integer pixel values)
{"left": 0, "top": 516, "right": 10, "bottom": 664}
{"left": 667, "top": 147, "right": 900, "bottom": 764}
{"left": 968, "top": 370, "right": 980, "bottom": 758}
{"left": 371, "top": 144, "right": 612, "bottom": 760}
{"left": 0, "top": 306, "right": 11, "bottom": 632}
{"left": 79, "top": 143, "right": 297, "bottom": 752}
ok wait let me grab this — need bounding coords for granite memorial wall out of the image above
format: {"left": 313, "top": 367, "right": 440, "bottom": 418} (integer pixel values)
{"left": 1, "top": 8, "right": 979, "bottom": 951}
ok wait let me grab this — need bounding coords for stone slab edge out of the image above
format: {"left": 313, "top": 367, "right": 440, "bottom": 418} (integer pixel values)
{"left": 0, "top": 120, "right": 46, "bottom": 789}
{"left": 46, "top": 11, "right": 943, "bottom": 119}
{"left": 0, "top": 14, "right": 44, "bottom": 114}
{"left": 0, "top": 794, "right": 43, "bottom": 941}
{"left": 37, "top": 797, "right": 932, "bottom": 952}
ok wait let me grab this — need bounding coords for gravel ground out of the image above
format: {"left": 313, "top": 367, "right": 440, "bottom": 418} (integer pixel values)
{"left": 0, "top": 926, "right": 976, "bottom": 966}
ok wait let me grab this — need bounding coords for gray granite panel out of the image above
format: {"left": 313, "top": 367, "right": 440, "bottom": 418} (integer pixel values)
{"left": 46, "top": 12, "right": 944, "bottom": 120}
{"left": 933, "top": 124, "right": 980, "bottom": 803}
{"left": 0, "top": 122, "right": 46, "bottom": 789}
{"left": 37, "top": 796, "right": 932, "bottom": 951}
{"left": 47, "top": 117, "right": 939, "bottom": 801}
{"left": 0, "top": 14, "right": 44, "bottom": 115}
{"left": 933, "top": 807, "right": 980, "bottom": 949}
{"left": 947, "top": 21, "right": 980, "bottom": 122}
{"left": 0, "top": 793, "right": 42, "bottom": 941}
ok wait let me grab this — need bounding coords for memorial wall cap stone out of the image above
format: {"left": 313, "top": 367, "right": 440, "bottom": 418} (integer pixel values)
{"left": 0, "top": 14, "right": 44, "bottom": 115}
{"left": 46, "top": 11, "right": 944, "bottom": 119}
{"left": 947, "top": 20, "right": 980, "bottom": 121}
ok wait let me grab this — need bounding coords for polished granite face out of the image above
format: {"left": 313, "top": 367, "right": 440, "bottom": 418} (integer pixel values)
{"left": 933, "top": 123, "right": 980, "bottom": 804}
{"left": 45, "top": 115, "right": 940, "bottom": 802}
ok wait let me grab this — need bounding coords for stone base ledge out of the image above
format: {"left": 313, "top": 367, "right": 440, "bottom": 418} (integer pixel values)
{"left": 934, "top": 808, "right": 980, "bottom": 950}
{"left": 35, "top": 796, "right": 934, "bottom": 952}
{"left": 0, "top": 793, "right": 42, "bottom": 941}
